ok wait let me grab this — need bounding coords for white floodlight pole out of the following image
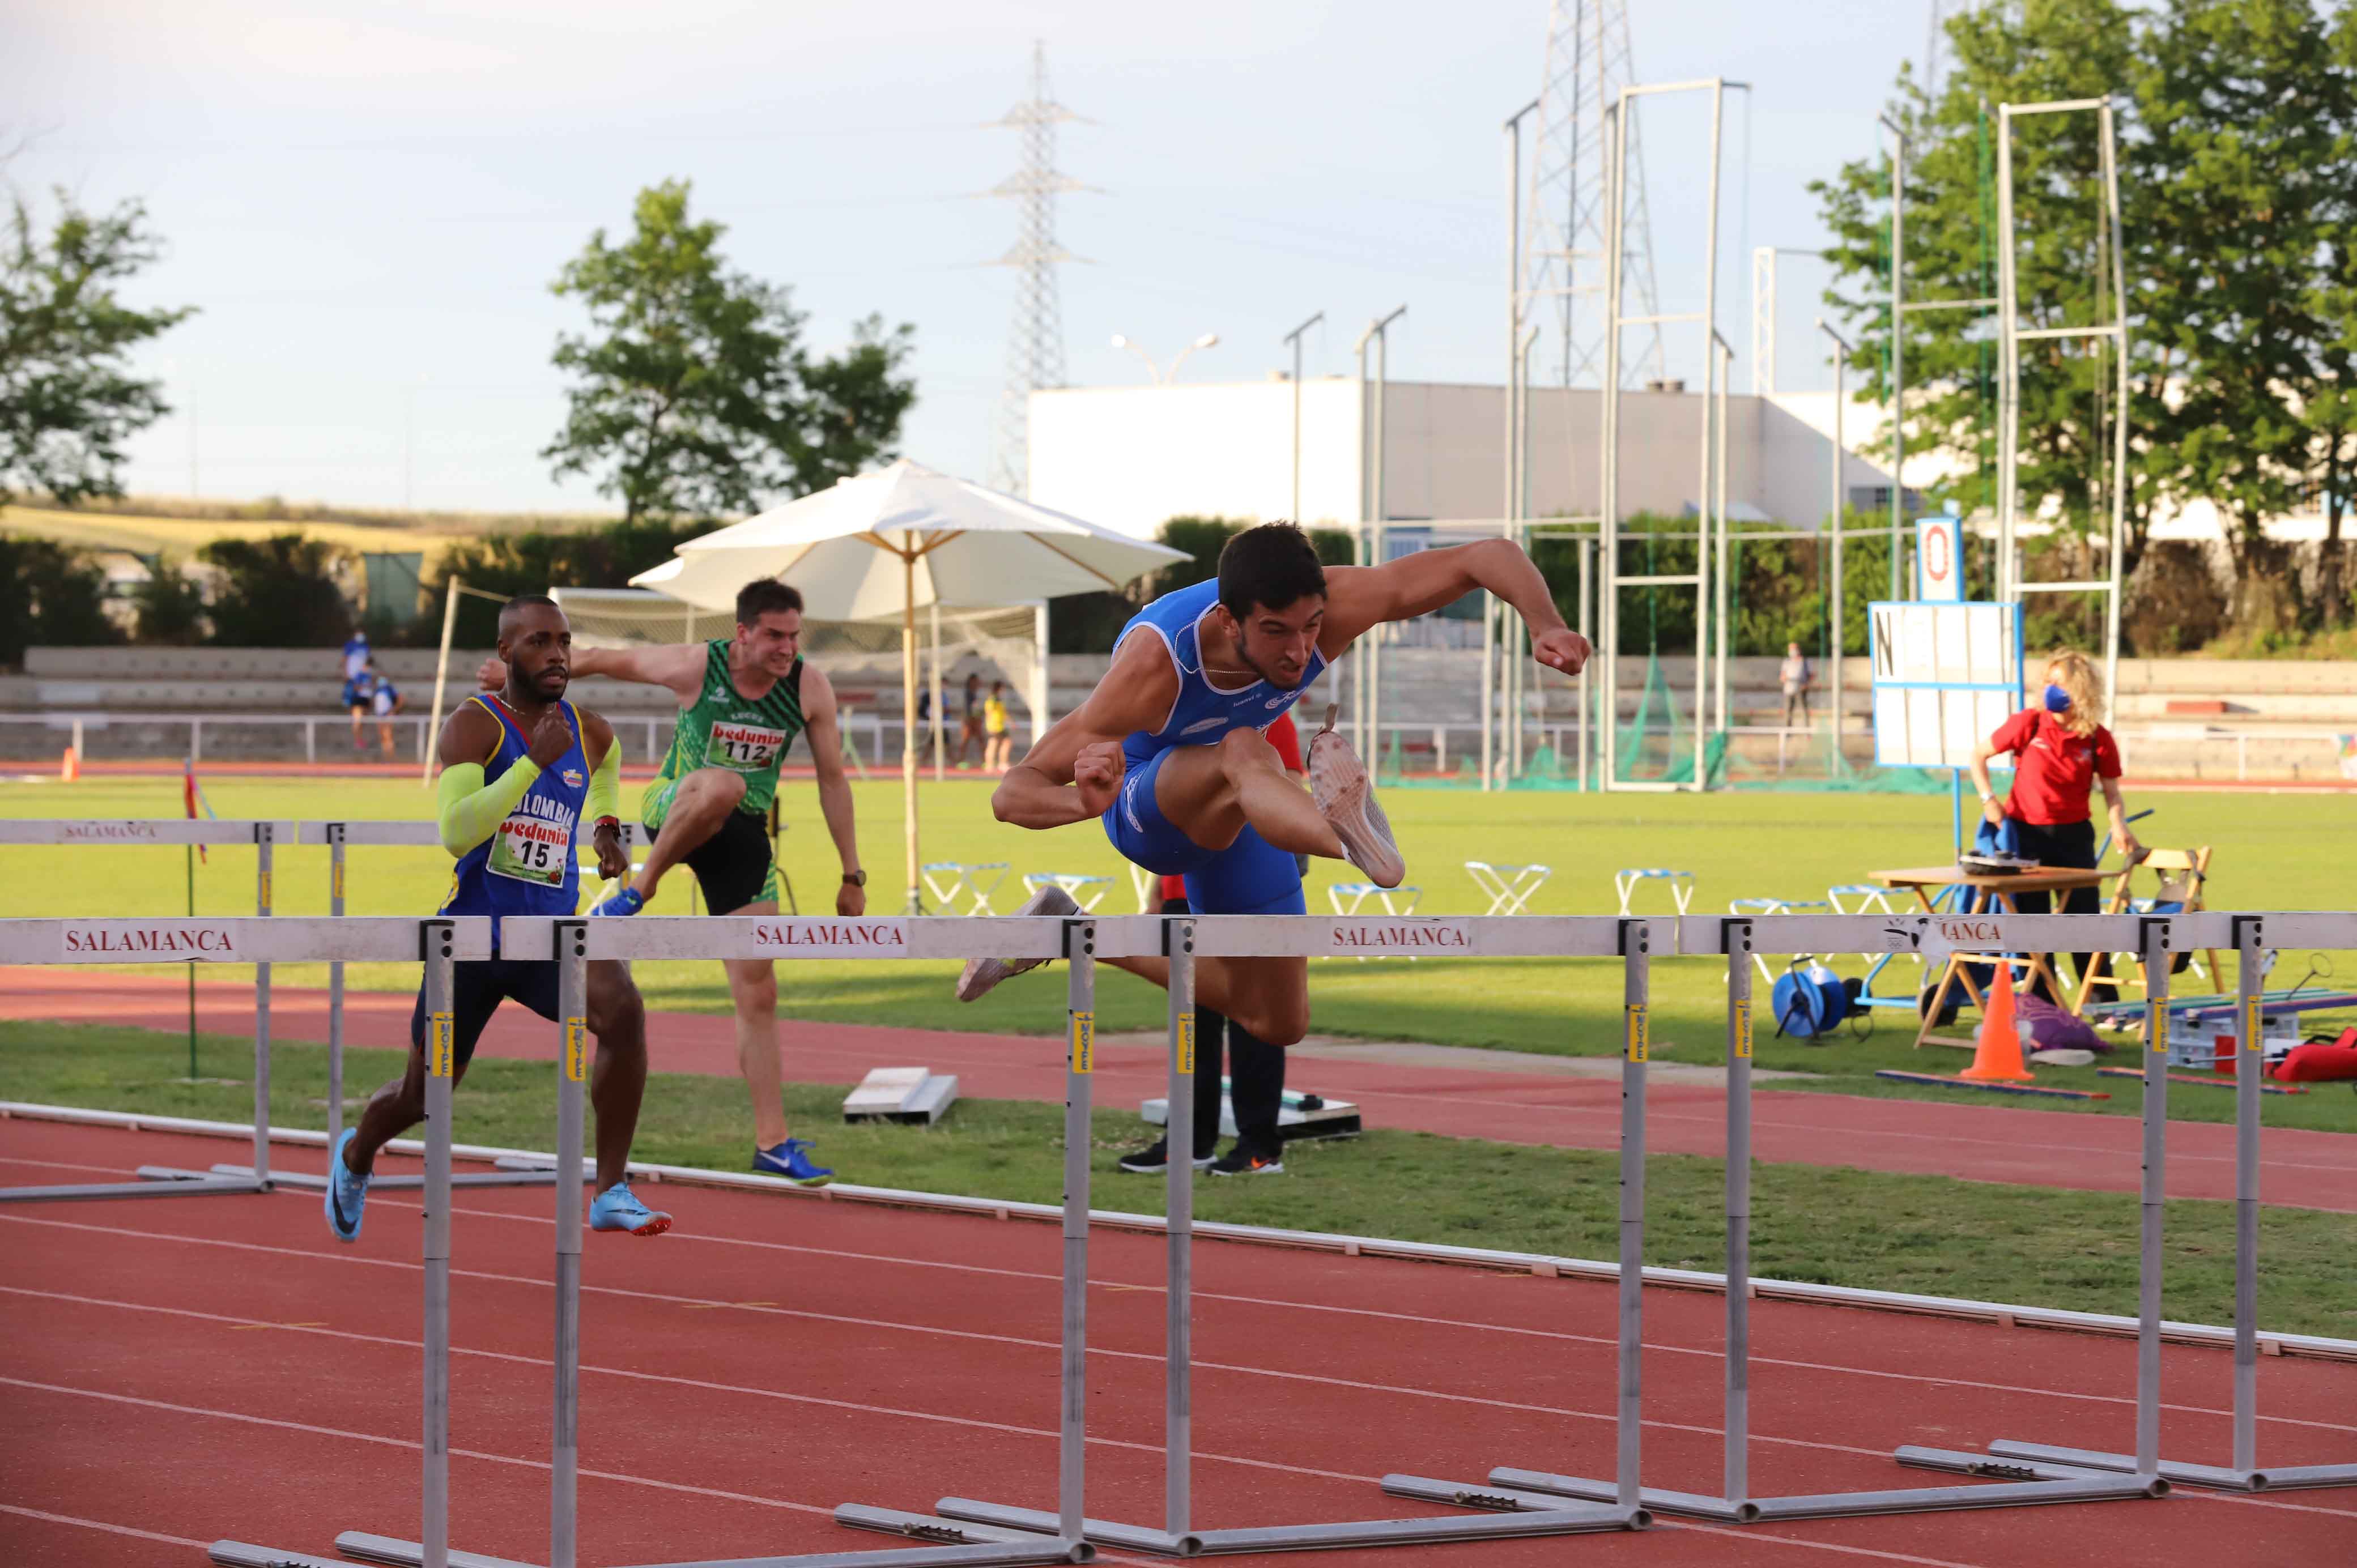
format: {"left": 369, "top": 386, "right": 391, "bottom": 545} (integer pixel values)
{"left": 1752, "top": 248, "right": 1775, "bottom": 396}
{"left": 1695, "top": 80, "right": 1726, "bottom": 791}
{"left": 1168, "top": 331, "right": 1220, "bottom": 384}
{"left": 1818, "top": 319, "right": 1857, "bottom": 756}
{"left": 1996, "top": 106, "right": 2017, "bottom": 601}
{"left": 1354, "top": 322, "right": 1376, "bottom": 752}
{"left": 1600, "top": 98, "right": 1625, "bottom": 787}
{"left": 1496, "top": 100, "right": 1541, "bottom": 792}
{"left": 2100, "top": 103, "right": 2128, "bottom": 710}
{"left": 1284, "top": 311, "right": 1324, "bottom": 525}
{"left": 1880, "top": 116, "right": 1909, "bottom": 602}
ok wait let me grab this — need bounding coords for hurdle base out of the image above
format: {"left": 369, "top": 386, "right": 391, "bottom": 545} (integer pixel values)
{"left": 0, "top": 1170, "right": 266, "bottom": 1204}
{"left": 938, "top": 1493, "right": 1642, "bottom": 1557}
{"left": 1485, "top": 1456, "right": 2162, "bottom": 1522}
{"left": 1986, "top": 1439, "right": 2357, "bottom": 1494}
{"left": 209, "top": 1161, "right": 569, "bottom": 1192}
{"left": 327, "top": 1531, "right": 543, "bottom": 1567}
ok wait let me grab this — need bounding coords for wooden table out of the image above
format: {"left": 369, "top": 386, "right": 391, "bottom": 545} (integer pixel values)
{"left": 1872, "top": 865, "right": 2125, "bottom": 1050}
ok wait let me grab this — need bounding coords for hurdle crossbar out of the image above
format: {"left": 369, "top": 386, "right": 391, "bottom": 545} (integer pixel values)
{"left": 1468, "top": 913, "right": 2176, "bottom": 1524}
{"left": 0, "top": 823, "right": 290, "bottom": 1203}
{"left": 950, "top": 915, "right": 1649, "bottom": 1555}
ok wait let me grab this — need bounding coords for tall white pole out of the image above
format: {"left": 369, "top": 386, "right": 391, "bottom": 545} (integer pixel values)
{"left": 1695, "top": 79, "right": 1725, "bottom": 792}
{"left": 1286, "top": 311, "right": 1324, "bottom": 524}
{"left": 1818, "top": 319, "right": 1856, "bottom": 765}
{"left": 422, "top": 577, "right": 461, "bottom": 787}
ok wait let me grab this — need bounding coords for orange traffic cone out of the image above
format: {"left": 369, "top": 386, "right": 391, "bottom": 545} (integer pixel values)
{"left": 58, "top": 747, "right": 79, "bottom": 783}
{"left": 1959, "top": 960, "right": 2034, "bottom": 1081}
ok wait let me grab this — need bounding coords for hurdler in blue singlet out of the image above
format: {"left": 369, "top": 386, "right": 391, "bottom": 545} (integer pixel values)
{"left": 1101, "top": 579, "right": 1329, "bottom": 915}
{"left": 417, "top": 693, "right": 589, "bottom": 1066}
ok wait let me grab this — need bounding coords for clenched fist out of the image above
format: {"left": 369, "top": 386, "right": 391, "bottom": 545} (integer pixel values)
{"left": 476, "top": 656, "right": 507, "bottom": 692}
{"left": 1073, "top": 741, "right": 1127, "bottom": 817}
{"left": 525, "top": 702, "right": 574, "bottom": 768}
{"left": 1532, "top": 627, "right": 1592, "bottom": 675}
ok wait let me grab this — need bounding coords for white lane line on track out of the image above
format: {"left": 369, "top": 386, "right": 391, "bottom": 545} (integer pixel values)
{"left": 1667, "top": 1520, "right": 2000, "bottom": 1568}
{"left": 0, "top": 1279, "right": 1848, "bottom": 1472}
{"left": 0, "top": 1153, "right": 138, "bottom": 1175}
{"left": 0, "top": 1374, "right": 843, "bottom": 1517}
{"left": 15, "top": 1207, "right": 2357, "bottom": 1452}
{"left": 420, "top": 1197, "right": 2357, "bottom": 1439}
{"left": 0, "top": 1503, "right": 209, "bottom": 1549}
{"left": 15, "top": 1232, "right": 2357, "bottom": 1511}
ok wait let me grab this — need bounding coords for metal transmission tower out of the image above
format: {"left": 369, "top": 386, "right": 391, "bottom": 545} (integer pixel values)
{"left": 1519, "top": 0, "right": 1665, "bottom": 390}
{"left": 986, "top": 42, "right": 1083, "bottom": 497}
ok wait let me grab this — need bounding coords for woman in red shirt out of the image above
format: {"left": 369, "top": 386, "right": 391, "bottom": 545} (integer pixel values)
{"left": 1967, "top": 649, "right": 2141, "bottom": 1001}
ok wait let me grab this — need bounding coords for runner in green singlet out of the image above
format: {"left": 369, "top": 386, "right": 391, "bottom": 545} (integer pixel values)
{"left": 476, "top": 579, "right": 863, "bottom": 1183}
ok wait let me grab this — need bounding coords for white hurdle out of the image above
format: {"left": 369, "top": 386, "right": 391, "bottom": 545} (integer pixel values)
{"left": 0, "top": 821, "right": 290, "bottom": 1202}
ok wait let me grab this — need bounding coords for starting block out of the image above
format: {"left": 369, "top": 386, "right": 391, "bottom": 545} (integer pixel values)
{"left": 1024, "top": 871, "right": 1113, "bottom": 911}
{"left": 842, "top": 1066, "right": 960, "bottom": 1126}
{"left": 1328, "top": 881, "right": 1424, "bottom": 958}
{"left": 920, "top": 860, "right": 1010, "bottom": 915}
{"left": 1466, "top": 860, "right": 1552, "bottom": 916}
{"left": 1142, "top": 1081, "right": 1363, "bottom": 1143}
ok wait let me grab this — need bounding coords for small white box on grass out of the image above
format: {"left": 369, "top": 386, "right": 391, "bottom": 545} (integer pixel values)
{"left": 842, "top": 1066, "right": 960, "bottom": 1126}
{"left": 1141, "top": 1083, "right": 1362, "bottom": 1143}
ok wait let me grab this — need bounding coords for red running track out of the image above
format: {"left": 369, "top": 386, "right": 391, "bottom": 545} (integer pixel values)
{"left": 3, "top": 1118, "right": 2354, "bottom": 1568}
{"left": 14, "top": 972, "right": 2357, "bottom": 1213}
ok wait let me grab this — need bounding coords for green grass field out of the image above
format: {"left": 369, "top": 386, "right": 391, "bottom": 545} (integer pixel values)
{"left": 3, "top": 773, "right": 2354, "bottom": 1126}
{"left": 8, "top": 1019, "right": 2356, "bottom": 1337}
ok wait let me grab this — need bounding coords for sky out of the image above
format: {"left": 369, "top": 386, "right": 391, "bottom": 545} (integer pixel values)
{"left": 3, "top": 0, "right": 1937, "bottom": 515}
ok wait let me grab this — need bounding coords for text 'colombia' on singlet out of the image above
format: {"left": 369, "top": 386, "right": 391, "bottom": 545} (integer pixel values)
{"left": 653, "top": 639, "right": 806, "bottom": 816}
{"left": 441, "top": 694, "right": 589, "bottom": 938}
{"left": 1113, "top": 579, "right": 1328, "bottom": 770}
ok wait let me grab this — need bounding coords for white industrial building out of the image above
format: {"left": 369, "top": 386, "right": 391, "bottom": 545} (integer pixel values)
{"left": 1028, "top": 377, "right": 1918, "bottom": 539}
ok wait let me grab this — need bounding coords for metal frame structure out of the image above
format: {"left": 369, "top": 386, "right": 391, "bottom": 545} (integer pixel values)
{"left": 0, "top": 820, "right": 282, "bottom": 1203}
{"left": 1598, "top": 78, "right": 1743, "bottom": 793}
{"left": 1354, "top": 305, "right": 1408, "bottom": 760}
{"left": 1444, "top": 910, "right": 2195, "bottom": 1523}
{"left": 947, "top": 915, "right": 1650, "bottom": 1555}
{"left": 1973, "top": 913, "right": 2357, "bottom": 1495}
{"left": 1995, "top": 97, "right": 2129, "bottom": 699}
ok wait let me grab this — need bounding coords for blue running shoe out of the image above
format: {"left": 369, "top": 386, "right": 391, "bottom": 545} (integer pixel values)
{"left": 324, "top": 1128, "right": 370, "bottom": 1243}
{"left": 754, "top": 1138, "right": 834, "bottom": 1187}
{"left": 588, "top": 1182, "right": 672, "bottom": 1236}
{"left": 588, "top": 884, "right": 644, "bottom": 918}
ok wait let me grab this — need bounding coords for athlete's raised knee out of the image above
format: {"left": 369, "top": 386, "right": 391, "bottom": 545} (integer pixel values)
{"left": 1216, "top": 725, "right": 1278, "bottom": 774}
{"left": 684, "top": 768, "right": 748, "bottom": 807}
{"left": 1242, "top": 998, "right": 1308, "bottom": 1049}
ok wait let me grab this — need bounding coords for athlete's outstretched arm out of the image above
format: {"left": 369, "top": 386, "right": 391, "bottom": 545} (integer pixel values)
{"left": 476, "top": 642, "right": 705, "bottom": 705}
{"left": 796, "top": 666, "right": 866, "bottom": 915}
{"left": 1321, "top": 540, "right": 1590, "bottom": 674}
{"left": 992, "top": 638, "right": 1176, "bottom": 830}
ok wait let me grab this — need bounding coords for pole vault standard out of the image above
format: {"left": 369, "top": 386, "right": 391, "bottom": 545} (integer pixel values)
{"left": 943, "top": 914, "right": 1651, "bottom": 1554}
{"left": 1980, "top": 911, "right": 2357, "bottom": 1495}
{"left": 261, "top": 913, "right": 1103, "bottom": 1568}
{"left": 1468, "top": 910, "right": 2184, "bottom": 1523}
{"left": 0, "top": 821, "right": 286, "bottom": 1204}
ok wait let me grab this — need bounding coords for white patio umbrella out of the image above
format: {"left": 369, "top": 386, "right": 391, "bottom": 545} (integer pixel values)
{"left": 632, "top": 459, "right": 1186, "bottom": 912}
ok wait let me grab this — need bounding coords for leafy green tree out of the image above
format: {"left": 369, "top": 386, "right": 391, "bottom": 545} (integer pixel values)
{"left": 199, "top": 534, "right": 351, "bottom": 647}
{"left": 0, "top": 191, "right": 194, "bottom": 505}
{"left": 542, "top": 180, "right": 917, "bottom": 525}
{"left": 422, "top": 515, "right": 709, "bottom": 647}
{"left": 131, "top": 557, "right": 208, "bottom": 645}
{"left": 2136, "top": 0, "right": 2356, "bottom": 634}
{"left": 0, "top": 534, "right": 121, "bottom": 664}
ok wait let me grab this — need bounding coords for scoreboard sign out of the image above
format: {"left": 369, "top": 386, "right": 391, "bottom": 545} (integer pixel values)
{"left": 1869, "top": 600, "right": 2023, "bottom": 770}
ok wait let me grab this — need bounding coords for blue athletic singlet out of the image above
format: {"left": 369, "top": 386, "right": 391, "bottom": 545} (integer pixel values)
{"left": 1101, "top": 580, "right": 1329, "bottom": 915}
{"left": 440, "top": 695, "right": 589, "bottom": 945}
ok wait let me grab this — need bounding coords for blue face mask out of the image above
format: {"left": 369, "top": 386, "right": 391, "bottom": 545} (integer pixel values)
{"left": 2043, "top": 683, "right": 2073, "bottom": 713}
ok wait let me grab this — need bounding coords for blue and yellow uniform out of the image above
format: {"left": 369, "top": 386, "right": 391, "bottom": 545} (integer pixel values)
{"left": 1101, "top": 579, "right": 1329, "bottom": 915}
{"left": 411, "top": 694, "right": 590, "bottom": 1068}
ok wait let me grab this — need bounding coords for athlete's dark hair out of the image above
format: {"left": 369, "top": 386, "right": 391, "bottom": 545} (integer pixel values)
{"left": 1216, "top": 522, "right": 1326, "bottom": 619}
{"left": 497, "top": 593, "right": 562, "bottom": 628}
{"left": 737, "top": 578, "right": 804, "bottom": 625}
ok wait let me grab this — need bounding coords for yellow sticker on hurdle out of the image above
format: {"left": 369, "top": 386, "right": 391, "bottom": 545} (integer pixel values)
{"left": 427, "top": 1012, "right": 456, "bottom": 1077}
{"left": 331, "top": 859, "right": 345, "bottom": 902}
{"left": 1178, "top": 1011, "right": 1197, "bottom": 1075}
{"left": 2147, "top": 1005, "right": 2164, "bottom": 1054}
{"left": 258, "top": 871, "right": 273, "bottom": 912}
{"left": 1624, "top": 1004, "right": 1649, "bottom": 1063}
{"left": 1734, "top": 998, "right": 1753, "bottom": 1059}
{"left": 1070, "top": 1010, "right": 1095, "bottom": 1075}
{"left": 563, "top": 1018, "right": 588, "bottom": 1083}
{"left": 2248, "top": 998, "right": 2264, "bottom": 1051}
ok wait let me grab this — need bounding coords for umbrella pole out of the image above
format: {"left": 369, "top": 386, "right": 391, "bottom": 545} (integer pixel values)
{"left": 903, "top": 545, "right": 922, "bottom": 914}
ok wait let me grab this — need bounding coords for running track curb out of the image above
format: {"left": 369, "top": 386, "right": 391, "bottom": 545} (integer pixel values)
{"left": 10, "top": 1097, "right": 2354, "bottom": 1367}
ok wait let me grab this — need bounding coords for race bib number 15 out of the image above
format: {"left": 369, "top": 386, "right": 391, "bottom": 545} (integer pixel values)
{"left": 488, "top": 812, "right": 568, "bottom": 886}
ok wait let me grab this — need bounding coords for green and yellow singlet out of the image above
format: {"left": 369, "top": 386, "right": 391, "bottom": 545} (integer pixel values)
{"left": 649, "top": 640, "right": 806, "bottom": 818}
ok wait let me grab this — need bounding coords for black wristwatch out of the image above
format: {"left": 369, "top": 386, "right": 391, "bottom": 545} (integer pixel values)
{"left": 841, "top": 870, "right": 866, "bottom": 888}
